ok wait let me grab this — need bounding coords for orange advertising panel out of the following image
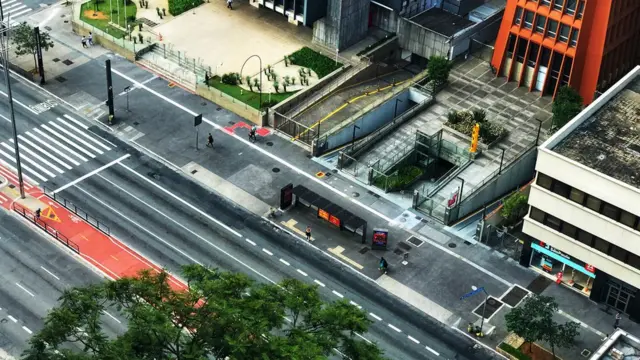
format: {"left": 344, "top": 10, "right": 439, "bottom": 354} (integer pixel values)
{"left": 329, "top": 215, "right": 341, "bottom": 227}
{"left": 318, "top": 208, "right": 330, "bottom": 221}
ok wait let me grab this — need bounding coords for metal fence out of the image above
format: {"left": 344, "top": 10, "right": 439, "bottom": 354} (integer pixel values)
{"left": 42, "top": 186, "right": 111, "bottom": 236}
{"left": 273, "top": 111, "right": 317, "bottom": 146}
{"left": 12, "top": 202, "right": 79, "bottom": 253}
{"left": 73, "top": 19, "right": 140, "bottom": 55}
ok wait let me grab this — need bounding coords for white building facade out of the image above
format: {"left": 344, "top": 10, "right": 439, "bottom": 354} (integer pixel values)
{"left": 521, "top": 66, "right": 640, "bottom": 319}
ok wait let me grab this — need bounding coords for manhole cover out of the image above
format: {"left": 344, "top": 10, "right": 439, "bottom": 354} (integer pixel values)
{"left": 398, "top": 242, "right": 411, "bottom": 251}
{"left": 393, "top": 248, "right": 404, "bottom": 255}
{"left": 191, "top": 170, "right": 198, "bottom": 174}
{"left": 581, "top": 349, "right": 592, "bottom": 357}
{"left": 62, "top": 59, "right": 74, "bottom": 66}
{"left": 331, "top": 169, "right": 338, "bottom": 173}
{"left": 325, "top": 172, "right": 332, "bottom": 177}
{"left": 52, "top": 58, "right": 60, "bottom": 62}
{"left": 407, "top": 237, "right": 424, "bottom": 247}
{"left": 8, "top": 184, "right": 15, "bottom": 189}
{"left": 64, "top": 20, "right": 68, "bottom": 23}
{"left": 358, "top": 247, "right": 369, "bottom": 254}
{"left": 272, "top": 168, "right": 280, "bottom": 173}
{"left": 448, "top": 243, "right": 457, "bottom": 248}
{"left": 266, "top": 141, "right": 273, "bottom": 146}
{"left": 352, "top": 192, "right": 359, "bottom": 197}
{"left": 228, "top": 121, "right": 235, "bottom": 125}
{"left": 56, "top": 76, "right": 67, "bottom": 83}
{"left": 402, "top": 213, "right": 409, "bottom": 217}
{"left": 415, "top": 216, "right": 422, "bottom": 220}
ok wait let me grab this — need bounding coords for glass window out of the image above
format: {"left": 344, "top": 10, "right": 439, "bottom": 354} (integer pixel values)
{"left": 565, "top": 0, "right": 577, "bottom": 15}
{"left": 602, "top": 203, "right": 620, "bottom": 221}
{"left": 552, "top": 180, "right": 571, "bottom": 198}
{"left": 576, "top": 1, "right": 585, "bottom": 19}
{"left": 530, "top": 207, "right": 546, "bottom": 223}
{"left": 569, "top": 188, "right": 585, "bottom": 204}
{"left": 545, "top": 214, "right": 562, "bottom": 231}
{"left": 552, "top": 0, "right": 564, "bottom": 10}
{"left": 547, "top": 20, "right": 559, "bottom": 38}
{"left": 594, "top": 237, "right": 611, "bottom": 254}
{"left": 628, "top": 253, "right": 640, "bottom": 270}
{"left": 577, "top": 230, "right": 593, "bottom": 246}
{"left": 620, "top": 211, "right": 637, "bottom": 228}
{"left": 535, "top": 15, "right": 547, "bottom": 33}
{"left": 561, "top": 222, "right": 577, "bottom": 238}
{"left": 610, "top": 245, "right": 628, "bottom": 263}
{"left": 586, "top": 195, "right": 602, "bottom": 212}
{"left": 569, "top": 29, "right": 579, "bottom": 47}
{"left": 537, "top": 173, "right": 553, "bottom": 190}
{"left": 559, "top": 24, "right": 571, "bottom": 42}
{"left": 524, "top": 11, "right": 534, "bottom": 29}
{"left": 541, "top": 0, "right": 551, "bottom": 6}
{"left": 636, "top": 219, "right": 640, "bottom": 233}
{"left": 514, "top": 7, "right": 523, "bottom": 25}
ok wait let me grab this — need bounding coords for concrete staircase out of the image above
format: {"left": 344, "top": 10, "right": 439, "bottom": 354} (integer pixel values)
{"left": 137, "top": 44, "right": 198, "bottom": 91}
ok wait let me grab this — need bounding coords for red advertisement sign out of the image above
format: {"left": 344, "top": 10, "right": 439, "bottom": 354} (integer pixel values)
{"left": 585, "top": 264, "right": 596, "bottom": 273}
{"left": 329, "top": 215, "right": 341, "bottom": 227}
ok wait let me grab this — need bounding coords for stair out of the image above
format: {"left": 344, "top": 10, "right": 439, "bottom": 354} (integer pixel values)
{"left": 137, "top": 54, "right": 196, "bottom": 91}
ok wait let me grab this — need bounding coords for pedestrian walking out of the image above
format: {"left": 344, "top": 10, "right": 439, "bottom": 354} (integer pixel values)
{"left": 614, "top": 312, "right": 622, "bottom": 329}
{"left": 206, "top": 133, "right": 214, "bottom": 148}
{"left": 88, "top": 32, "right": 94, "bottom": 47}
{"left": 35, "top": 208, "right": 41, "bottom": 221}
{"left": 81, "top": 36, "right": 87, "bottom": 48}
{"left": 305, "top": 226, "right": 311, "bottom": 241}
{"left": 227, "top": 0, "right": 232, "bottom": 9}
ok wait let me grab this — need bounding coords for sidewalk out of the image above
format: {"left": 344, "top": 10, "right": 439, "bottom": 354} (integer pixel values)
{"left": 0, "top": 164, "right": 186, "bottom": 291}
{"left": 13, "top": 6, "right": 638, "bottom": 359}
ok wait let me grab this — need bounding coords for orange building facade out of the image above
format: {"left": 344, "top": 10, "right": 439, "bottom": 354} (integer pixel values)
{"left": 491, "top": 0, "right": 640, "bottom": 105}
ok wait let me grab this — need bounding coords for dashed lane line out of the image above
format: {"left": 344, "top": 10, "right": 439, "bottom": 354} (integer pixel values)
{"left": 40, "top": 266, "right": 60, "bottom": 280}
{"left": 279, "top": 259, "right": 290, "bottom": 266}
{"left": 22, "top": 326, "right": 32, "bottom": 334}
{"left": 314, "top": 279, "right": 325, "bottom": 287}
{"left": 388, "top": 324, "right": 402, "bottom": 333}
{"left": 296, "top": 269, "right": 308, "bottom": 277}
{"left": 245, "top": 238, "right": 256, "bottom": 246}
{"left": 369, "top": 313, "right": 382, "bottom": 321}
{"left": 262, "top": 248, "right": 273, "bottom": 256}
{"left": 408, "top": 336, "right": 420, "bottom": 344}
{"left": 426, "top": 346, "right": 441, "bottom": 356}
{"left": 7, "top": 315, "right": 17, "bottom": 323}
{"left": 332, "top": 290, "right": 344, "bottom": 298}
{"left": 15, "top": 283, "right": 35, "bottom": 297}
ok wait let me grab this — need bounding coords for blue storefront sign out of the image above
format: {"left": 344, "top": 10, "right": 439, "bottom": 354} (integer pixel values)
{"left": 531, "top": 243, "right": 595, "bottom": 279}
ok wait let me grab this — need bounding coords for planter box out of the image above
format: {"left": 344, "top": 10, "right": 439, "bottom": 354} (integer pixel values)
{"left": 442, "top": 124, "right": 507, "bottom": 151}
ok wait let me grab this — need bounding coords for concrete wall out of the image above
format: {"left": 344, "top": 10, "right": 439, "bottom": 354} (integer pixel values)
{"left": 398, "top": 19, "right": 452, "bottom": 60}
{"left": 449, "top": 8, "right": 504, "bottom": 60}
{"left": 195, "top": 83, "right": 265, "bottom": 126}
{"left": 72, "top": 21, "right": 136, "bottom": 62}
{"left": 456, "top": 146, "right": 537, "bottom": 221}
{"left": 313, "top": 0, "right": 370, "bottom": 50}
{"left": 304, "top": 0, "right": 328, "bottom": 26}
{"left": 335, "top": 61, "right": 401, "bottom": 92}
{"left": 370, "top": 3, "right": 399, "bottom": 33}
{"left": 364, "top": 36, "right": 401, "bottom": 63}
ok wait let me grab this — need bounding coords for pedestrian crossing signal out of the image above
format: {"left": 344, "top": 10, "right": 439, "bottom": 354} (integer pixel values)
{"left": 470, "top": 123, "right": 480, "bottom": 153}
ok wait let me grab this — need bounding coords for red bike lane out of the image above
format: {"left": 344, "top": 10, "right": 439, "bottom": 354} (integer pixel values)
{"left": 0, "top": 165, "right": 186, "bottom": 292}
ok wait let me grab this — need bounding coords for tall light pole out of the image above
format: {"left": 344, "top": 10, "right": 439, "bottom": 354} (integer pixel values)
{"left": 0, "top": 15, "right": 25, "bottom": 198}
{"left": 472, "top": 286, "right": 489, "bottom": 335}
{"left": 239, "top": 55, "right": 262, "bottom": 110}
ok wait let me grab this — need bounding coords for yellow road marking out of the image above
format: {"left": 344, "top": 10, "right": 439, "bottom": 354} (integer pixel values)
{"left": 328, "top": 246, "right": 364, "bottom": 270}
{"left": 80, "top": 235, "right": 90, "bottom": 242}
{"left": 281, "top": 219, "right": 315, "bottom": 241}
{"left": 110, "top": 255, "right": 119, "bottom": 261}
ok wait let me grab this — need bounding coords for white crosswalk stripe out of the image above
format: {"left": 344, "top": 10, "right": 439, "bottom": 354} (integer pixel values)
{"left": 0, "top": 114, "right": 115, "bottom": 185}
{"left": 1, "top": 0, "right": 34, "bottom": 23}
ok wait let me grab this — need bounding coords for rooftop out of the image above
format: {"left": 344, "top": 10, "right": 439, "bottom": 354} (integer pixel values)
{"left": 553, "top": 71, "right": 640, "bottom": 189}
{"left": 409, "top": 7, "right": 475, "bottom": 37}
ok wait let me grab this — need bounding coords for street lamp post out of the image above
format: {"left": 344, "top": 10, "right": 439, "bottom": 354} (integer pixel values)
{"left": 472, "top": 286, "right": 489, "bottom": 334}
{"left": 124, "top": 85, "right": 131, "bottom": 111}
{"left": 240, "top": 55, "right": 262, "bottom": 111}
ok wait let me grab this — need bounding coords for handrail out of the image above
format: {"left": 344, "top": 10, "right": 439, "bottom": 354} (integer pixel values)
{"left": 12, "top": 202, "right": 80, "bottom": 253}
{"left": 42, "top": 186, "right": 111, "bottom": 236}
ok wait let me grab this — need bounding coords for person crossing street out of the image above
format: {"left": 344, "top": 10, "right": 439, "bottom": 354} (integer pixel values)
{"left": 206, "top": 133, "right": 214, "bottom": 148}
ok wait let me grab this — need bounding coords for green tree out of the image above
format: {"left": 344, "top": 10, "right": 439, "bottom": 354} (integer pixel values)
{"left": 500, "top": 191, "right": 529, "bottom": 227}
{"left": 505, "top": 294, "right": 579, "bottom": 358}
{"left": 552, "top": 86, "right": 583, "bottom": 130}
{"left": 23, "top": 265, "right": 385, "bottom": 360}
{"left": 12, "top": 22, "right": 54, "bottom": 70}
{"left": 427, "top": 55, "right": 453, "bottom": 87}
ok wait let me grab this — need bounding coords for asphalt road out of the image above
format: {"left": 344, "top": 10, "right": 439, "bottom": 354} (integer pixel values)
{"left": 0, "top": 71, "right": 500, "bottom": 360}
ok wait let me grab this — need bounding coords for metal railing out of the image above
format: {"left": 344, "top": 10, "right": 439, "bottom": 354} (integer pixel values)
{"left": 73, "top": 19, "right": 140, "bottom": 55}
{"left": 273, "top": 112, "right": 317, "bottom": 146}
{"left": 12, "top": 202, "right": 79, "bottom": 253}
{"left": 42, "top": 186, "right": 111, "bottom": 236}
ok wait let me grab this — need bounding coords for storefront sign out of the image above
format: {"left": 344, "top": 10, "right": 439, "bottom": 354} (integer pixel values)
{"left": 531, "top": 243, "right": 596, "bottom": 279}
{"left": 318, "top": 208, "right": 330, "bottom": 221}
{"left": 585, "top": 264, "right": 596, "bottom": 273}
{"left": 329, "top": 215, "right": 341, "bottom": 227}
{"left": 539, "top": 241, "right": 570, "bottom": 259}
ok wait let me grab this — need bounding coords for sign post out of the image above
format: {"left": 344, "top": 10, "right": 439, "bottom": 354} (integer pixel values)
{"left": 194, "top": 114, "right": 202, "bottom": 150}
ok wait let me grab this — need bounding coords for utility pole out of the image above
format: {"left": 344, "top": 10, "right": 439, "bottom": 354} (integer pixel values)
{"left": 34, "top": 27, "right": 45, "bottom": 84}
{"left": 1, "top": 15, "right": 25, "bottom": 198}
{"left": 105, "top": 59, "right": 115, "bottom": 124}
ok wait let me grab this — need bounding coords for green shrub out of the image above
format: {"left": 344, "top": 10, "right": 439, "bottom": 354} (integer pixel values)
{"left": 445, "top": 109, "right": 507, "bottom": 145}
{"left": 168, "top": 0, "right": 202, "bottom": 16}
{"left": 373, "top": 166, "right": 423, "bottom": 191}
{"left": 501, "top": 191, "right": 529, "bottom": 226}
{"left": 499, "top": 343, "right": 531, "bottom": 360}
{"left": 221, "top": 73, "right": 239, "bottom": 85}
{"left": 288, "top": 47, "right": 342, "bottom": 78}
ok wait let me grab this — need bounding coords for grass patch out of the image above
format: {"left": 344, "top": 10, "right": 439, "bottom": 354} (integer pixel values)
{"left": 373, "top": 165, "right": 423, "bottom": 191}
{"left": 288, "top": 47, "right": 342, "bottom": 78}
{"left": 208, "top": 77, "right": 296, "bottom": 109}
{"left": 80, "top": 0, "right": 136, "bottom": 39}
{"left": 499, "top": 343, "right": 532, "bottom": 360}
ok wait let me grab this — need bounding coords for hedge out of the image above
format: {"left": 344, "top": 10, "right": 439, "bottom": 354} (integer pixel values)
{"left": 499, "top": 343, "right": 531, "bottom": 360}
{"left": 373, "top": 165, "right": 423, "bottom": 191}
{"left": 288, "top": 47, "right": 342, "bottom": 78}
{"left": 445, "top": 109, "right": 507, "bottom": 145}
{"left": 168, "top": 0, "right": 202, "bottom": 16}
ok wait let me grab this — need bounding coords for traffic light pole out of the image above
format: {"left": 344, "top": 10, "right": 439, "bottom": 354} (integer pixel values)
{"left": 105, "top": 59, "right": 115, "bottom": 124}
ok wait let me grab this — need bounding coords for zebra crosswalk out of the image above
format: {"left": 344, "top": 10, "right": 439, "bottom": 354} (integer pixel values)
{"left": 1, "top": 0, "right": 34, "bottom": 27}
{"left": 0, "top": 114, "right": 115, "bottom": 185}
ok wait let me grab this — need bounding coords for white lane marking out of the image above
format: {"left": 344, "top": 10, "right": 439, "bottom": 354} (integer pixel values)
{"left": 356, "top": 333, "right": 373, "bottom": 344}
{"left": 40, "top": 266, "right": 60, "bottom": 280}
{"left": 0, "top": 147, "right": 47, "bottom": 181}
{"left": 408, "top": 335, "right": 420, "bottom": 344}
{"left": 12, "top": 136, "right": 73, "bottom": 170}
{"left": 23, "top": 132, "right": 81, "bottom": 166}
{"left": 332, "top": 290, "right": 344, "bottom": 298}
{"left": 15, "top": 283, "right": 35, "bottom": 297}
{"left": 7, "top": 140, "right": 64, "bottom": 174}
{"left": 279, "top": 259, "right": 290, "bottom": 266}
{"left": 0, "top": 157, "right": 38, "bottom": 185}
{"left": 102, "top": 310, "right": 122, "bottom": 324}
{"left": 51, "top": 154, "right": 131, "bottom": 194}
{"left": 119, "top": 163, "right": 242, "bottom": 237}
{"left": 349, "top": 300, "right": 361, "bottom": 309}
{"left": 10, "top": 7, "right": 31, "bottom": 18}
{"left": 22, "top": 326, "right": 32, "bottom": 334}
{"left": 42, "top": 123, "right": 96, "bottom": 158}
{"left": 245, "top": 238, "right": 256, "bottom": 246}
{"left": 118, "top": 75, "right": 158, "bottom": 95}
{"left": 262, "top": 248, "right": 273, "bottom": 256}
{"left": 388, "top": 324, "right": 401, "bottom": 333}
{"left": 49, "top": 121, "right": 105, "bottom": 154}
{"left": 56, "top": 118, "right": 111, "bottom": 151}
{"left": 369, "top": 313, "right": 382, "bottom": 321}
{"left": 314, "top": 279, "right": 325, "bottom": 287}
{"left": 1, "top": 142, "right": 57, "bottom": 178}
{"left": 7, "top": 315, "right": 17, "bottom": 323}
{"left": 0, "top": 90, "right": 38, "bottom": 114}
{"left": 63, "top": 114, "right": 88, "bottom": 130}
{"left": 425, "top": 346, "right": 440, "bottom": 356}
{"left": 74, "top": 186, "right": 277, "bottom": 285}
{"left": 296, "top": 269, "right": 308, "bottom": 277}
{"left": 0, "top": 193, "right": 8, "bottom": 202}
{"left": 32, "top": 128, "right": 88, "bottom": 162}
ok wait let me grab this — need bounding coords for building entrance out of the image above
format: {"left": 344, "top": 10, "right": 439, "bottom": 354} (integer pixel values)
{"left": 607, "top": 281, "right": 636, "bottom": 314}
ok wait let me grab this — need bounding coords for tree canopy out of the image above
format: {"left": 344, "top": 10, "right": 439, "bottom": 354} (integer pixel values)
{"left": 427, "top": 56, "right": 453, "bottom": 87}
{"left": 24, "top": 265, "right": 386, "bottom": 360}
{"left": 12, "top": 22, "right": 54, "bottom": 70}
{"left": 551, "top": 86, "right": 583, "bottom": 130}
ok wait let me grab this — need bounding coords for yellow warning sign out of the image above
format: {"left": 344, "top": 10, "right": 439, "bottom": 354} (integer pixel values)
{"left": 42, "top": 206, "right": 61, "bottom": 223}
